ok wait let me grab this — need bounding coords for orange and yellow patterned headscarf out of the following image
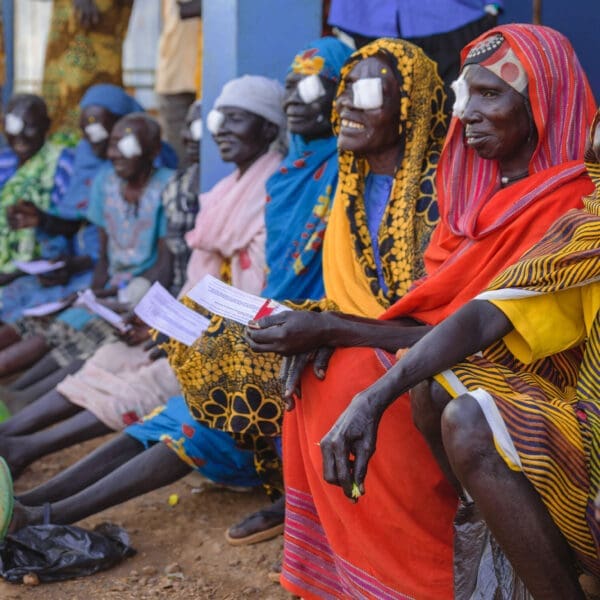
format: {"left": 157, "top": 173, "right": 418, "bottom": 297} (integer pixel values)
{"left": 323, "top": 38, "right": 447, "bottom": 317}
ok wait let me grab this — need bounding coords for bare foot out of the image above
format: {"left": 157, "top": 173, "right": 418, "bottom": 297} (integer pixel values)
{"left": 7, "top": 500, "right": 44, "bottom": 535}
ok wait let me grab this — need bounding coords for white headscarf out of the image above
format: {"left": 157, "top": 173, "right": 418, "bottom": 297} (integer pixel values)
{"left": 213, "top": 75, "right": 287, "bottom": 151}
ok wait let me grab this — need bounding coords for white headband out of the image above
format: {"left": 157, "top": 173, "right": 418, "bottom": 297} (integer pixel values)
{"left": 117, "top": 133, "right": 142, "bottom": 158}
{"left": 297, "top": 75, "right": 326, "bottom": 104}
{"left": 85, "top": 122, "right": 109, "bottom": 143}
{"left": 352, "top": 78, "right": 383, "bottom": 110}
{"left": 190, "top": 118, "right": 203, "bottom": 141}
{"left": 451, "top": 74, "right": 469, "bottom": 119}
{"left": 5, "top": 113, "right": 24, "bottom": 135}
{"left": 206, "top": 109, "right": 225, "bottom": 135}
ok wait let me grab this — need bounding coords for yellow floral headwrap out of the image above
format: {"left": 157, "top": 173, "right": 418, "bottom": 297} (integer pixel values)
{"left": 323, "top": 38, "right": 447, "bottom": 316}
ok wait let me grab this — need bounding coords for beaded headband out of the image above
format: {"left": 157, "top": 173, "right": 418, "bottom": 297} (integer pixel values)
{"left": 463, "top": 33, "right": 528, "bottom": 95}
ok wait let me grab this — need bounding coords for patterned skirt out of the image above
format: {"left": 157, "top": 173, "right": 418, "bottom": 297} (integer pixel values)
{"left": 166, "top": 307, "right": 285, "bottom": 499}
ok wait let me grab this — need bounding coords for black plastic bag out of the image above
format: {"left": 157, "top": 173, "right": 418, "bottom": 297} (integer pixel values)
{"left": 0, "top": 522, "right": 136, "bottom": 583}
{"left": 454, "top": 501, "right": 532, "bottom": 600}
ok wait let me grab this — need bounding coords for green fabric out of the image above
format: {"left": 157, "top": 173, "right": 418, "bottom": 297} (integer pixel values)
{"left": 0, "top": 456, "right": 13, "bottom": 540}
{"left": 0, "top": 132, "right": 77, "bottom": 273}
{"left": 0, "top": 400, "right": 9, "bottom": 423}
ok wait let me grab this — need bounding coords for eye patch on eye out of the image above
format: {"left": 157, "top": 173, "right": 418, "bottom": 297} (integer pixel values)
{"left": 451, "top": 74, "right": 469, "bottom": 119}
{"left": 352, "top": 78, "right": 383, "bottom": 110}
{"left": 117, "top": 133, "right": 142, "bottom": 158}
{"left": 206, "top": 109, "right": 225, "bottom": 135}
{"left": 297, "top": 75, "right": 326, "bottom": 104}
{"left": 5, "top": 113, "right": 24, "bottom": 135}
{"left": 190, "top": 118, "right": 203, "bottom": 141}
{"left": 85, "top": 122, "right": 110, "bottom": 143}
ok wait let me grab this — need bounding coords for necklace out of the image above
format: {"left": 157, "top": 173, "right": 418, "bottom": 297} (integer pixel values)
{"left": 500, "top": 170, "right": 529, "bottom": 186}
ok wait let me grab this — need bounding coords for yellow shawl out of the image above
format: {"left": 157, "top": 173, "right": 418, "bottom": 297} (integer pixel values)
{"left": 323, "top": 38, "right": 446, "bottom": 317}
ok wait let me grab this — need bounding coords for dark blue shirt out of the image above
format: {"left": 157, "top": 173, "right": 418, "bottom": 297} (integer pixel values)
{"left": 328, "top": 0, "right": 502, "bottom": 38}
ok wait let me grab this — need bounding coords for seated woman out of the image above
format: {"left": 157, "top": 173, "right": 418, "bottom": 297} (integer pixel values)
{"left": 0, "top": 73, "right": 291, "bottom": 521}
{"left": 0, "top": 40, "right": 346, "bottom": 523}
{"left": 0, "top": 94, "right": 75, "bottom": 283}
{"left": 162, "top": 99, "right": 202, "bottom": 297}
{"left": 164, "top": 36, "right": 447, "bottom": 545}
{"left": 0, "top": 84, "right": 151, "bottom": 329}
{"left": 0, "top": 85, "right": 179, "bottom": 408}
{"left": 0, "top": 113, "right": 174, "bottom": 379}
{"left": 319, "top": 121, "right": 600, "bottom": 597}
{"left": 245, "top": 24, "right": 596, "bottom": 599}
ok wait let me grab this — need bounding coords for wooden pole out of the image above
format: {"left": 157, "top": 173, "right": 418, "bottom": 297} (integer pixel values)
{"left": 533, "top": 0, "right": 542, "bottom": 24}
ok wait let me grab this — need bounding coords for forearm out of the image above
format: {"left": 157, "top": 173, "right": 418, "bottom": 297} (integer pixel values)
{"left": 357, "top": 301, "right": 513, "bottom": 413}
{"left": 90, "top": 259, "right": 109, "bottom": 290}
{"left": 68, "top": 255, "right": 93, "bottom": 273}
{"left": 140, "top": 242, "right": 173, "bottom": 288}
{"left": 178, "top": 0, "right": 201, "bottom": 19}
{"left": 38, "top": 213, "right": 82, "bottom": 237}
{"left": 320, "top": 311, "right": 433, "bottom": 352}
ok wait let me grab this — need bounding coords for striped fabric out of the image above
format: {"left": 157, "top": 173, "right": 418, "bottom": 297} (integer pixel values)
{"left": 439, "top": 185, "right": 600, "bottom": 576}
{"left": 284, "top": 487, "right": 415, "bottom": 600}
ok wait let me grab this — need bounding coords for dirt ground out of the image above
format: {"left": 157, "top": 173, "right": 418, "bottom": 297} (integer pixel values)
{"left": 0, "top": 434, "right": 291, "bottom": 600}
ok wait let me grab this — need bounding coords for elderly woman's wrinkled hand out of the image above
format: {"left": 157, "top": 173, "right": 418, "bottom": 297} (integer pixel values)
{"left": 245, "top": 310, "right": 327, "bottom": 355}
{"left": 320, "top": 391, "right": 384, "bottom": 501}
{"left": 118, "top": 313, "right": 151, "bottom": 346}
{"left": 279, "top": 347, "right": 334, "bottom": 410}
{"left": 7, "top": 201, "right": 41, "bottom": 230}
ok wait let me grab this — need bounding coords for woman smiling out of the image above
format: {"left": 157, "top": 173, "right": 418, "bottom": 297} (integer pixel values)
{"left": 247, "top": 25, "right": 596, "bottom": 599}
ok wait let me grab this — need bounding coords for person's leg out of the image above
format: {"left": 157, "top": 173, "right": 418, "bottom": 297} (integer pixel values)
{"left": 2, "top": 360, "right": 83, "bottom": 414}
{"left": 226, "top": 494, "right": 285, "bottom": 545}
{"left": 7, "top": 354, "right": 71, "bottom": 390}
{"left": 18, "top": 434, "right": 145, "bottom": 505}
{"left": 410, "top": 380, "right": 462, "bottom": 496}
{"left": 18, "top": 441, "right": 191, "bottom": 525}
{"left": 0, "top": 324, "right": 22, "bottom": 351}
{"left": 0, "top": 410, "right": 111, "bottom": 477}
{"left": 442, "top": 394, "right": 585, "bottom": 599}
{"left": 0, "top": 389, "right": 81, "bottom": 436}
{"left": 226, "top": 436, "right": 285, "bottom": 545}
{"left": 0, "top": 336, "right": 49, "bottom": 378}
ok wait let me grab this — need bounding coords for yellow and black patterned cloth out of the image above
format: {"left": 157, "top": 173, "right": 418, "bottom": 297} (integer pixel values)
{"left": 167, "top": 39, "right": 447, "bottom": 497}
{"left": 323, "top": 38, "right": 446, "bottom": 317}
{"left": 437, "top": 161, "right": 600, "bottom": 576}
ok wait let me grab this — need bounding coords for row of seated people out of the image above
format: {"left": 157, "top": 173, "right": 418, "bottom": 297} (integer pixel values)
{"left": 0, "top": 23, "right": 598, "bottom": 599}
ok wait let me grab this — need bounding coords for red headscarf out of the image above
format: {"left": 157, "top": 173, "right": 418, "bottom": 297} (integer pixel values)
{"left": 439, "top": 24, "right": 596, "bottom": 240}
{"left": 384, "top": 24, "right": 596, "bottom": 324}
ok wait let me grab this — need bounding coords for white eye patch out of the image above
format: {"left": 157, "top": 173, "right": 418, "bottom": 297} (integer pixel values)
{"left": 85, "top": 122, "right": 109, "bottom": 143}
{"left": 352, "top": 78, "right": 383, "bottom": 110}
{"left": 206, "top": 109, "right": 225, "bottom": 135}
{"left": 451, "top": 73, "right": 469, "bottom": 119}
{"left": 190, "top": 118, "right": 203, "bottom": 141}
{"left": 5, "top": 113, "right": 24, "bottom": 135}
{"left": 297, "top": 75, "right": 326, "bottom": 104}
{"left": 117, "top": 133, "right": 142, "bottom": 158}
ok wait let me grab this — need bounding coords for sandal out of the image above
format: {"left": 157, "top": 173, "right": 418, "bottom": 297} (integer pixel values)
{"left": 225, "top": 496, "right": 285, "bottom": 546}
{"left": 0, "top": 457, "right": 14, "bottom": 540}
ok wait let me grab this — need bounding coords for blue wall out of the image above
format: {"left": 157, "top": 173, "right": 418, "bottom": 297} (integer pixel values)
{"left": 200, "top": 0, "right": 322, "bottom": 192}
{"left": 501, "top": 0, "right": 599, "bottom": 101}
{"left": 2, "top": 0, "right": 14, "bottom": 108}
